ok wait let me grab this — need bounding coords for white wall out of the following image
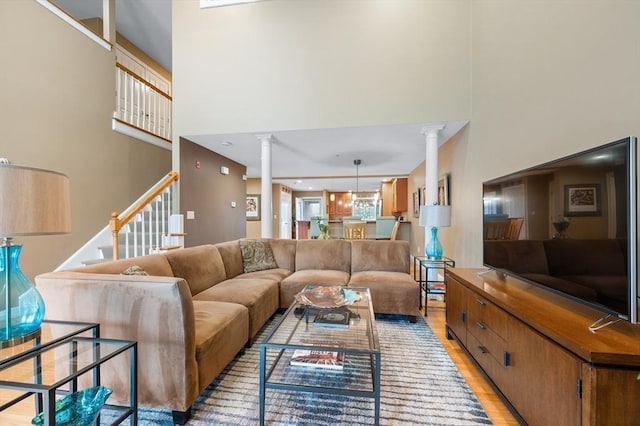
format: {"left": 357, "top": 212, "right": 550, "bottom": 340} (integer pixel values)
{"left": 451, "top": 0, "right": 640, "bottom": 267}
{"left": 173, "top": 0, "right": 472, "bottom": 138}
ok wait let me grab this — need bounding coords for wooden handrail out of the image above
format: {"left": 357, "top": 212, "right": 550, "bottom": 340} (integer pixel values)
{"left": 109, "top": 171, "right": 178, "bottom": 260}
{"left": 116, "top": 62, "right": 173, "bottom": 100}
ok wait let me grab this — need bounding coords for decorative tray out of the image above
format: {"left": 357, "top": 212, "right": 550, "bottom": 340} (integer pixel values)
{"left": 294, "top": 286, "right": 361, "bottom": 308}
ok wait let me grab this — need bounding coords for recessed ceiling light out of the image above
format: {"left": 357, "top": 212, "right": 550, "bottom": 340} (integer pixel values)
{"left": 221, "top": 141, "right": 233, "bottom": 147}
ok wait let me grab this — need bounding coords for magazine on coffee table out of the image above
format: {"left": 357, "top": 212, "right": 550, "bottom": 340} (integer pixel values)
{"left": 289, "top": 349, "right": 345, "bottom": 370}
{"left": 313, "top": 309, "right": 350, "bottom": 328}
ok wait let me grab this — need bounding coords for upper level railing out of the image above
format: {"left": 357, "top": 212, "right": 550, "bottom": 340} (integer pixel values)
{"left": 114, "top": 63, "right": 172, "bottom": 141}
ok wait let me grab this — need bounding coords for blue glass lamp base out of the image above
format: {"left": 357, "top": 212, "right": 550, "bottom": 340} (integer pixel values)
{"left": 425, "top": 226, "right": 443, "bottom": 259}
{"left": 1, "top": 242, "right": 46, "bottom": 348}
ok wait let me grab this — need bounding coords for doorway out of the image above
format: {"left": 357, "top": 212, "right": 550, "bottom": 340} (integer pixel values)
{"left": 296, "top": 197, "right": 323, "bottom": 221}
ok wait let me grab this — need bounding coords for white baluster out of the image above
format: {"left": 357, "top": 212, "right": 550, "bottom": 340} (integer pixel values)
{"left": 155, "top": 195, "right": 161, "bottom": 251}
{"left": 123, "top": 223, "right": 130, "bottom": 259}
{"left": 134, "top": 213, "right": 140, "bottom": 257}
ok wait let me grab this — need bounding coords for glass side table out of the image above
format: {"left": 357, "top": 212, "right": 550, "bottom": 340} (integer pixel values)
{"left": 0, "top": 335, "right": 137, "bottom": 426}
{"left": 413, "top": 256, "right": 455, "bottom": 315}
{"left": 0, "top": 320, "right": 99, "bottom": 366}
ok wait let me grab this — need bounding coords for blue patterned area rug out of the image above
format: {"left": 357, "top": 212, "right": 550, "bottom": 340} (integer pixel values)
{"left": 124, "top": 314, "right": 492, "bottom": 425}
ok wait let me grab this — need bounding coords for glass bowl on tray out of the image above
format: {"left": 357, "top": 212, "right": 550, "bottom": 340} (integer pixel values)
{"left": 294, "top": 286, "right": 361, "bottom": 308}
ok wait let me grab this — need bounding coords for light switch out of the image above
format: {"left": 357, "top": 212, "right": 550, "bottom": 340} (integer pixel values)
{"left": 187, "top": 210, "right": 195, "bottom": 220}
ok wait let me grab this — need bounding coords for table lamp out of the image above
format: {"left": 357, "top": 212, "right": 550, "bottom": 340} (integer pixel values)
{"left": 0, "top": 160, "right": 71, "bottom": 348}
{"left": 419, "top": 204, "right": 451, "bottom": 259}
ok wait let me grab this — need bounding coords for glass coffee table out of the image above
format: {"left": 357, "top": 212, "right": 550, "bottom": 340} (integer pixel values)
{"left": 258, "top": 286, "right": 380, "bottom": 425}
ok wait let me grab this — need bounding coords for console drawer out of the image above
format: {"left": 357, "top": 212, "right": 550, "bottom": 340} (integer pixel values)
{"left": 467, "top": 313, "right": 508, "bottom": 368}
{"left": 467, "top": 294, "right": 507, "bottom": 337}
{"left": 467, "top": 331, "right": 498, "bottom": 377}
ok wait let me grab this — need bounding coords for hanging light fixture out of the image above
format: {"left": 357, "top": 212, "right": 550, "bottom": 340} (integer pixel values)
{"left": 352, "top": 159, "right": 361, "bottom": 201}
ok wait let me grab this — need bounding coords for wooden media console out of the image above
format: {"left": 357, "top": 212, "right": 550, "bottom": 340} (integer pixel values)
{"left": 446, "top": 268, "right": 640, "bottom": 425}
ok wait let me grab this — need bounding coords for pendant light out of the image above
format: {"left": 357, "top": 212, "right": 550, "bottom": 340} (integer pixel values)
{"left": 352, "top": 159, "right": 361, "bottom": 201}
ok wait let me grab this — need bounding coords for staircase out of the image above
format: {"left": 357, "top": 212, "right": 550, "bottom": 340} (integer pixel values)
{"left": 57, "top": 172, "right": 183, "bottom": 270}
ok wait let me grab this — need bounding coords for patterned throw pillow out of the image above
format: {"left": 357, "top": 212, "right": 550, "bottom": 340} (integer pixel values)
{"left": 121, "top": 265, "right": 149, "bottom": 276}
{"left": 239, "top": 239, "right": 278, "bottom": 273}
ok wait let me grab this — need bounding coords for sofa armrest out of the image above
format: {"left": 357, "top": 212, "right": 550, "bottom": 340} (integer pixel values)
{"left": 35, "top": 271, "right": 198, "bottom": 411}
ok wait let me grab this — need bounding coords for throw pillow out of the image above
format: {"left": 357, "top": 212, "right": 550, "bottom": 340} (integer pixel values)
{"left": 239, "top": 239, "right": 278, "bottom": 273}
{"left": 121, "top": 265, "right": 149, "bottom": 276}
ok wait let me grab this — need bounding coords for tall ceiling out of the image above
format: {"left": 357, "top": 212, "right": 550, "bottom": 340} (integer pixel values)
{"left": 55, "top": 0, "right": 466, "bottom": 192}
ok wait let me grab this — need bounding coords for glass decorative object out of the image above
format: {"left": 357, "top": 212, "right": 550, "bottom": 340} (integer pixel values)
{"left": 425, "top": 226, "right": 444, "bottom": 259}
{"left": 0, "top": 243, "right": 45, "bottom": 347}
{"left": 32, "top": 386, "right": 113, "bottom": 426}
{"left": 419, "top": 205, "right": 451, "bottom": 260}
{"left": 295, "top": 286, "right": 361, "bottom": 308}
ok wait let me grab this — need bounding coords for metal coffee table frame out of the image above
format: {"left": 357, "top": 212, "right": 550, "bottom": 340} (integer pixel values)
{"left": 258, "top": 286, "right": 380, "bottom": 425}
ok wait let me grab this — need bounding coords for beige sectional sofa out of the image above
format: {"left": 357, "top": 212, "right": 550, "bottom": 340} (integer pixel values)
{"left": 35, "top": 238, "right": 417, "bottom": 424}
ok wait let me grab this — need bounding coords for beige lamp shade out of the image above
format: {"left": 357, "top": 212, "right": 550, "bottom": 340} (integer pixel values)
{"left": 419, "top": 205, "right": 451, "bottom": 228}
{"left": 0, "top": 164, "right": 71, "bottom": 237}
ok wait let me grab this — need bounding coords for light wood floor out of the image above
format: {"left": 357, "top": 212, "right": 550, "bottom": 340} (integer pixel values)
{"left": 423, "top": 299, "right": 520, "bottom": 425}
{"left": 1, "top": 302, "right": 521, "bottom": 425}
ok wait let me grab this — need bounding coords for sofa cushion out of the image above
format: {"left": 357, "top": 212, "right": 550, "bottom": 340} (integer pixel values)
{"left": 348, "top": 271, "right": 418, "bottom": 315}
{"left": 194, "top": 278, "right": 279, "bottom": 338}
{"left": 295, "top": 240, "right": 351, "bottom": 273}
{"left": 215, "top": 240, "right": 244, "bottom": 279}
{"left": 351, "top": 240, "right": 410, "bottom": 273}
{"left": 193, "top": 300, "right": 249, "bottom": 393}
{"left": 279, "top": 270, "right": 351, "bottom": 308}
{"left": 267, "top": 238, "right": 297, "bottom": 272}
{"left": 69, "top": 254, "right": 174, "bottom": 277}
{"left": 239, "top": 239, "right": 278, "bottom": 273}
{"left": 165, "top": 245, "right": 227, "bottom": 296}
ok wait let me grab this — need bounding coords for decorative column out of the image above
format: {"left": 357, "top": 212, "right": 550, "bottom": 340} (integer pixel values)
{"left": 421, "top": 125, "right": 445, "bottom": 280}
{"left": 257, "top": 134, "right": 273, "bottom": 238}
{"left": 421, "top": 125, "right": 444, "bottom": 206}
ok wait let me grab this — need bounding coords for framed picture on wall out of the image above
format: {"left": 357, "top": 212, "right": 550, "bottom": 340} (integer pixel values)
{"left": 413, "top": 191, "right": 419, "bottom": 218}
{"left": 564, "top": 184, "right": 601, "bottom": 216}
{"left": 438, "top": 174, "right": 450, "bottom": 206}
{"left": 246, "top": 194, "right": 260, "bottom": 220}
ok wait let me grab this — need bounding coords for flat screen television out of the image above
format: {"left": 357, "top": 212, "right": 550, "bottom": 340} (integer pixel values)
{"left": 482, "top": 136, "right": 638, "bottom": 325}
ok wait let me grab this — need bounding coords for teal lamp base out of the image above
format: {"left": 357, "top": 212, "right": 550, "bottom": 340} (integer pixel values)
{"left": 425, "top": 226, "right": 443, "bottom": 259}
{"left": 1, "top": 241, "right": 45, "bottom": 348}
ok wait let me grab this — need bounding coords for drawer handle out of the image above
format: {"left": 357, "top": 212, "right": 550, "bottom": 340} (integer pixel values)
{"left": 476, "top": 322, "right": 486, "bottom": 330}
{"left": 503, "top": 351, "right": 511, "bottom": 367}
{"left": 476, "top": 299, "right": 487, "bottom": 306}
{"left": 478, "top": 345, "right": 488, "bottom": 354}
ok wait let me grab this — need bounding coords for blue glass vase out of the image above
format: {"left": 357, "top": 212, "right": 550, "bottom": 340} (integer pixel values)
{"left": 1, "top": 243, "right": 46, "bottom": 346}
{"left": 32, "top": 386, "right": 113, "bottom": 426}
{"left": 425, "top": 226, "right": 443, "bottom": 259}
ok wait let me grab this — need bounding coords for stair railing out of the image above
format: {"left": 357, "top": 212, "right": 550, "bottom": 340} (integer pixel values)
{"left": 109, "top": 171, "right": 179, "bottom": 260}
{"left": 114, "top": 63, "right": 172, "bottom": 141}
